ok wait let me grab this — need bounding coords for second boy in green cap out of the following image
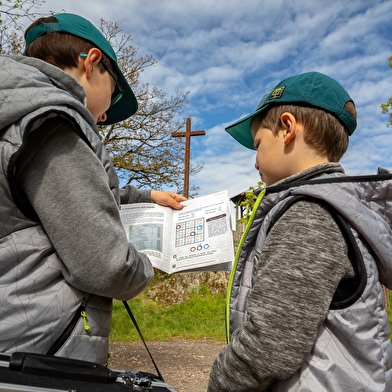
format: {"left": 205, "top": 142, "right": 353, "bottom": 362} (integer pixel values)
{"left": 208, "top": 72, "right": 392, "bottom": 391}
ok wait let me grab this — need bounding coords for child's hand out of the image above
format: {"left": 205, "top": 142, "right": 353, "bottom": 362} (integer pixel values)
{"left": 151, "top": 190, "right": 187, "bottom": 210}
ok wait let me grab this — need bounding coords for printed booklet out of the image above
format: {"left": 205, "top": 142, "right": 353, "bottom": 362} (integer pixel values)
{"left": 120, "top": 190, "right": 234, "bottom": 274}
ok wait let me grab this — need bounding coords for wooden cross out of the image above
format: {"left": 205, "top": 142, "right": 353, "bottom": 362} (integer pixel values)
{"left": 172, "top": 117, "right": 205, "bottom": 198}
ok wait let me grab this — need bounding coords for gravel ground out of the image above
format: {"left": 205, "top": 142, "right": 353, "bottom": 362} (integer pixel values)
{"left": 108, "top": 339, "right": 225, "bottom": 392}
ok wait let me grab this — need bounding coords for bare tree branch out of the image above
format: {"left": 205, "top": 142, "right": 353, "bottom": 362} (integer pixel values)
{"left": 98, "top": 20, "right": 203, "bottom": 194}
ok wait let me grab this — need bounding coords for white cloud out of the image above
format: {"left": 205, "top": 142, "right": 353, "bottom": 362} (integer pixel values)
{"left": 194, "top": 143, "right": 259, "bottom": 198}
{"left": 29, "top": 0, "right": 392, "bottom": 199}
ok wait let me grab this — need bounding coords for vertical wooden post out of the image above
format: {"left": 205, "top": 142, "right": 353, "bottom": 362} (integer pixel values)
{"left": 172, "top": 117, "right": 205, "bottom": 198}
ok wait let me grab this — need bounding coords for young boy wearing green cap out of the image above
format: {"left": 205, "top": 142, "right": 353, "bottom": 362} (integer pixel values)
{"left": 208, "top": 72, "right": 392, "bottom": 391}
{"left": 0, "top": 13, "right": 186, "bottom": 364}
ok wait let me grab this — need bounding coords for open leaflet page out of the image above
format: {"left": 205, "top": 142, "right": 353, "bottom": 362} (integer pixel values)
{"left": 120, "top": 190, "right": 234, "bottom": 274}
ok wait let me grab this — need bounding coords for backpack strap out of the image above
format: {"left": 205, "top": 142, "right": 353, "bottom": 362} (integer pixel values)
{"left": 267, "top": 195, "right": 367, "bottom": 310}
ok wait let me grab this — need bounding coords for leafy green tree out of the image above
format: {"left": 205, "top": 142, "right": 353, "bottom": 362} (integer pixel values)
{"left": 381, "top": 55, "right": 392, "bottom": 127}
{"left": 238, "top": 181, "right": 264, "bottom": 225}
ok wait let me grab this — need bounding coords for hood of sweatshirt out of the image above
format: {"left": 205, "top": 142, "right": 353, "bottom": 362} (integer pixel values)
{"left": 0, "top": 55, "right": 97, "bottom": 133}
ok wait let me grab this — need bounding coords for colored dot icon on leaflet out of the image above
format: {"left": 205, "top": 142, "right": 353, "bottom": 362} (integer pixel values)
{"left": 175, "top": 218, "right": 205, "bottom": 247}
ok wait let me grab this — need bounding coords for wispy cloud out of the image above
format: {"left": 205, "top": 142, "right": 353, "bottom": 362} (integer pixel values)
{"left": 36, "top": 0, "right": 392, "bottom": 198}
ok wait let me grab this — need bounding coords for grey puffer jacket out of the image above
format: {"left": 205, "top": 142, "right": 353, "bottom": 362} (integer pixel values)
{"left": 0, "top": 55, "right": 153, "bottom": 364}
{"left": 228, "top": 167, "right": 392, "bottom": 391}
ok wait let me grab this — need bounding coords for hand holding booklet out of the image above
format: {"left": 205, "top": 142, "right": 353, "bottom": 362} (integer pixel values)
{"left": 120, "top": 190, "right": 234, "bottom": 274}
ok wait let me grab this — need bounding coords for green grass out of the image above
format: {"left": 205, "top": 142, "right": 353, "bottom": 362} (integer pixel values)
{"left": 110, "top": 285, "right": 226, "bottom": 342}
{"left": 388, "top": 290, "right": 392, "bottom": 338}
{"left": 111, "top": 286, "right": 392, "bottom": 343}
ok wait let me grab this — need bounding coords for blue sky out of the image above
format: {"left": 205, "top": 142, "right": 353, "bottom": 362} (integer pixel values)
{"left": 33, "top": 0, "right": 392, "bottom": 199}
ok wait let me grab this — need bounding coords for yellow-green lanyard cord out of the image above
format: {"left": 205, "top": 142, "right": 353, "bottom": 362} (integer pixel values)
{"left": 225, "top": 188, "right": 266, "bottom": 342}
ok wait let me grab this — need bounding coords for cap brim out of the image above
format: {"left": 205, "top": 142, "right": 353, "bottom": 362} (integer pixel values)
{"left": 98, "top": 65, "right": 138, "bottom": 125}
{"left": 225, "top": 108, "right": 266, "bottom": 150}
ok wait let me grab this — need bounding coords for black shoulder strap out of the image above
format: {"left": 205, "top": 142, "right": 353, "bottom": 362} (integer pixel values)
{"left": 122, "top": 301, "right": 165, "bottom": 382}
{"left": 267, "top": 195, "right": 367, "bottom": 310}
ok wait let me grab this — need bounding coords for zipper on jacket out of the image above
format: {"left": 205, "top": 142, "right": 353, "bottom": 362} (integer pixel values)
{"left": 80, "top": 310, "right": 91, "bottom": 333}
{"left": 46, "top": 305, "right": 88, "bottom": 355}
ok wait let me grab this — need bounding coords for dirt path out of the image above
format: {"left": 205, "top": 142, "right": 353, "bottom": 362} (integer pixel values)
{"left": 109, "top": 339, "right": 225, "bottom": 392}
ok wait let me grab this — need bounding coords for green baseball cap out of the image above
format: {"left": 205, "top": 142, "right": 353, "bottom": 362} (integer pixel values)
{"left": 25, "top": 13, "right": 138, "bottom": 125}
{"left": 226, "top": 71, "right": 357, "bottom": 150}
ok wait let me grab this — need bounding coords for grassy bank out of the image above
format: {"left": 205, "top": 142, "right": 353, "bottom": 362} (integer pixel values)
{"left": 387, "top": 290, "right": 392, "bottom": 336}
{"left": 110, "top": 285, "right": 226, "bottom": 342}
{"left": 111, "top": 287, "right": 392, "bottom": 342}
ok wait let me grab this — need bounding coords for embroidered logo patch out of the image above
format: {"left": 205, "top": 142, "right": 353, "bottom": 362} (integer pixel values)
{"left": 270, "top": 86, "right": 286, "bottom": 100}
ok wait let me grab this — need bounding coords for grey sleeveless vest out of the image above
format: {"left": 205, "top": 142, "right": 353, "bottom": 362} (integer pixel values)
{"left": 0, "top": 55, "right": 120, "bottom": 364}
{"left": 229, "top": 173, "right": 392, "bottom": 391}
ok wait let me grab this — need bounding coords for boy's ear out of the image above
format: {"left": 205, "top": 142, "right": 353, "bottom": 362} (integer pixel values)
{"left": 80, "top": 48, "right": 102, "bottom": 77}
{"left": 280, "top": 112, "right": 297, "bottom": 146}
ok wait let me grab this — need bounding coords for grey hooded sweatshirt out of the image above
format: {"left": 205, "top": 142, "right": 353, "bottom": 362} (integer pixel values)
{"left": 209, "top": 163, "right": 392, "bottom": 391}
{"left": 0, "top": 55, "right": 154, "bottom": 364}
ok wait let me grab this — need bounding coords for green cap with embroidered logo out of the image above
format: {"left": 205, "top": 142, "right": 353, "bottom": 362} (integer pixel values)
{"left": 225, "top": 71, "right": 357, "bottom": 150}
{"left": 25, "top": 13, "right": 138, "bottom": 125}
